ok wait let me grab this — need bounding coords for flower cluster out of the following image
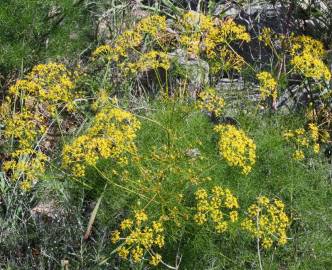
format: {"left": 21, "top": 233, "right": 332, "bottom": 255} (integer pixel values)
{"left": 136, "top": 15, "right": 167, "bottom": 39}
{"left": 178, "top": 12, "right": 250, "bottom": 72}
{"left": 93, "top": 15, "right": 169, "bottom": 74}
{"left": 283, "top": 123, "right": 327, "bottom": 160}
{"left": 241, "top": 196, "right": 290, "bottom": 249}
{"left": 111, "top": 210, "right": 165, "bottom": 266}
{"left": 204, "top": 18, "right": 250, "bottom": 72}
{"left": 62, "top": 106, "right": 140, "bottom": 177}
{"left": 194, "top": 186, "right": 239, "bottom": 233}
{"left": 197, "top": 88, "right": 225, "bottom": 117}
{"left": 9, "top": 63, "right": 79, "bottom": 113}
{"left": 257, "top": 71, "right": 277, "bottom": 102}
{"left": 1, "top": 109, "right": 46, "bottom": 150}
{"left": 121, "top": 50, "right": 170, "bottom": 74}
{"left": 0, "top": 63, "right": 79, "bottom": 189}
{"left": 214, "top": 47, "right": 246, "bottom": 73}
{"left": 305, "top": 105, "right": 332, "bottom": 140}
{"left": 94, "top": 13, "right": 250, "bottom": 78}
{"left": 2, "top": 151, "right": 47, "bottom": 191}
{"left": 179, "top": 11, "right": 214, "bottom": 56}
{"left": 258, "top": 27, "right": 273, "bottom": 47}
{"left": 290, "top": 35, "right": 331, "bottom": 81}
{"left": 214, "top": 124, "right": 256, "bottom": 175}
{"left": 93, "top": 31, "right": 142, "bottom": 62}
{"left": 1, "top": 109, "right": 47, "bottom": 190}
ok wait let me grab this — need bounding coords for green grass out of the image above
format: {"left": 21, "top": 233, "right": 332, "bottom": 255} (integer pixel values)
{"left": 132, "top": 102, "right": 332, "bottom": 269}
{"left": 89, "top": 100, "right": 332, "bottom": 269}
{"left": 0, "top": 0, "right": 94, "bottom": 76}
{"left": 1, "top": 100, "right": 332, "bottom": 269}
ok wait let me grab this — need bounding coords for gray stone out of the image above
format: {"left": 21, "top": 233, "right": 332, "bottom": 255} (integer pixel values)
{"left": 96, "top": 18, "right": 111, "bottom": 41}
{"left": 169, "top": 49, "right": 209, "bottom": 97}
{"left": 186, "top": 148, "right": 201, "bottom": 158}
{"left": 31, "top": 200, "right": 64, "bottom": 222}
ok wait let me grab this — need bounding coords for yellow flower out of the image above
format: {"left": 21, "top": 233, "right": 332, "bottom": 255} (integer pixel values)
{"left": 154, "top": 234, "right": 165, "bottom": 248}
{"left": 206, "top": 18, "right": 250, "bottom": 72}
{"left": 94, "top": 30, "right": 142, "bottom": 62}
{"left": 152, "top": 221, "right": 164, "bottom": 233}
{"left": 274, "top": 199, "right": 285, "bottom": 210}
{"left": 293, "top": 150, "right": 305, "bottom": 160}
{"left": 308, "top": 123, "right": 319, "bottom": 141}
{"left": 194, "top": 186, "right": 239, "bottom": 233}
{"left": 137, "top": 15, "right": 167, "bottom": 38}
{"left": 211, "top": 186, "right": 224, "bottom": 197}
{"left": 290, "top": 35, "right": 325, "bottom": 59}
{"left": 210, "top": 209, "right": 223, "bottom": 222}
{"left": 124, "top": 50, "right": 170, "bottom": 74}
{"left": 120, "top": 219, "right": 133, "bottom": 230}
{"left": 283, "top": 131, "right": 294, "bottom": 140}
{"left": 229, "top": 211, "right": 239, "bottom": 222}
{"left": 248, "top": 204, "right": 260, "bottom": 217}
{"left": 118, "top": 246, "right": 129, "bottom": 259}
{"left": 313, "top": 143, "right": 320, "bottom": 154}
{"left": 3, "top": 150, "right": 47, "bottom": 189}
{"left": 62, "top": 106, "right": 140, "bottom": 177}
{"left": 257, "top": 71, "right": 277, "bottom": 102}
{"left": 262, "top": 237, "right": 273, "bottom": 249}
{"left": 194, "top": 212, "right": 207, "bottom": 225}
{"left": 224, "top": 189, "right": 240, "bottom": 209}
{"left": 92, "top": 44, "right": 113, "bottom": 59}
{"left": 149, "top": 253, "right": 162, "bottom": 266}
{"left": 9, "top": 63, "right": 79, "bottom": 113}
{"left": 278, "top": 233, "right": 288, "bottom": 245}
{"left": 291, "top": 53, "right": 331, "bottom": 81}
{"left": 215, "top": 221, "right": 228, "bottom": 233}
{"left": 258, "top": 27, "right": 273, "bottom": 46}
{"left": 257, "top": 196, "right": 270, "bottom": 206}
{"left": 283, "top": 124, "right": 321, "bottom": 160}
{"left": 135, "top": 210, "right": 148, "bottom": 225}
{"left": 220, "top": 19, "right": 251, "bottom": 43}
{"left": 242, "top": 197, "right": 290, "bottom": 249}
{"left": 0, "top": 63, "right": 80, "bottom": 189}
{"left": 113, "top": 214, "right": 165, "bottom": 265}
{"left": 20, "top": 181, "right": 32, "bottom": 191}
{"left": 197, "top": 88, "right": 225, "bottom": 117}
{"left": 214, "top": 124, "right": 256, "bottom": 175}
{"left": 290, "top": 35, "right": 331, "bottom": 81}
{"left": 111, "top": 230, "right": 121, "bottom": 243}
{"left": 195, "top": 188, "right": 208, "bottom": 200}
{"left": 179, "top": 11, "right": 214, "bottom": 56}
{"left": 131, "top": 246, "right": 143, "bottom": 263}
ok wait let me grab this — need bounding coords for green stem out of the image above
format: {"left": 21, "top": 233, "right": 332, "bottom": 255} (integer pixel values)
{"left": 93, "top": 165, "right": 153, "bottom": 202}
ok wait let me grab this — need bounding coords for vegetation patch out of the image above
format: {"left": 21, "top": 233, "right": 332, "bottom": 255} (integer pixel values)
{"left": 1, "top": 1, "right": 332, "bottom": 269}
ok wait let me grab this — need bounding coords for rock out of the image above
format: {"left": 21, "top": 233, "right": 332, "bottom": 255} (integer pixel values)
{"left": 216, "top": 78, "right": 245, "bottom": 91}
{"left": 169, "top": 49, "right": 209, "bottom": 98}
{"left": 216, "top": 78, "right": 259, "bottom": 102}
{"left": 276, "top": 85, "right": 311, "bottom": 113}
{"left": 213, "top": 0, "right": 277, "bottom": 18}
{"left": 96, "top": 1, "right": 149, "bottom": 42}
{"left": 31, "top": 200, "right": 64, "bottom": 223}
{"left": 69, "top": 32, "right": 79, "bottom": 40}
{"left": 186, "top": 148, "right": 201, "bottom": 158}
{"left": 298, "top": 0, "right": 329, "bottom": 11}
{"left": 96, "top": 18, "right": 111, "bottom": 41}
{"left": 48, "top": 5, "right": 62, "bottom": 19}
{"left": 244, "top": 1, "right": 276, "bottom": 16}
{"left": 213, "top": 2, "right": 241, "bottom": 17}
{"left": 61, "top": 260, "right": 69, "bottom": 270}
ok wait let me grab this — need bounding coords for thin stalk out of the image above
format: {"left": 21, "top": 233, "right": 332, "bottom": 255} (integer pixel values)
{"left": 256, "top": 214, "right": 264, "bottom": 270}
{"left": 93, "top": 165, "right": 153, "bottom": 202}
